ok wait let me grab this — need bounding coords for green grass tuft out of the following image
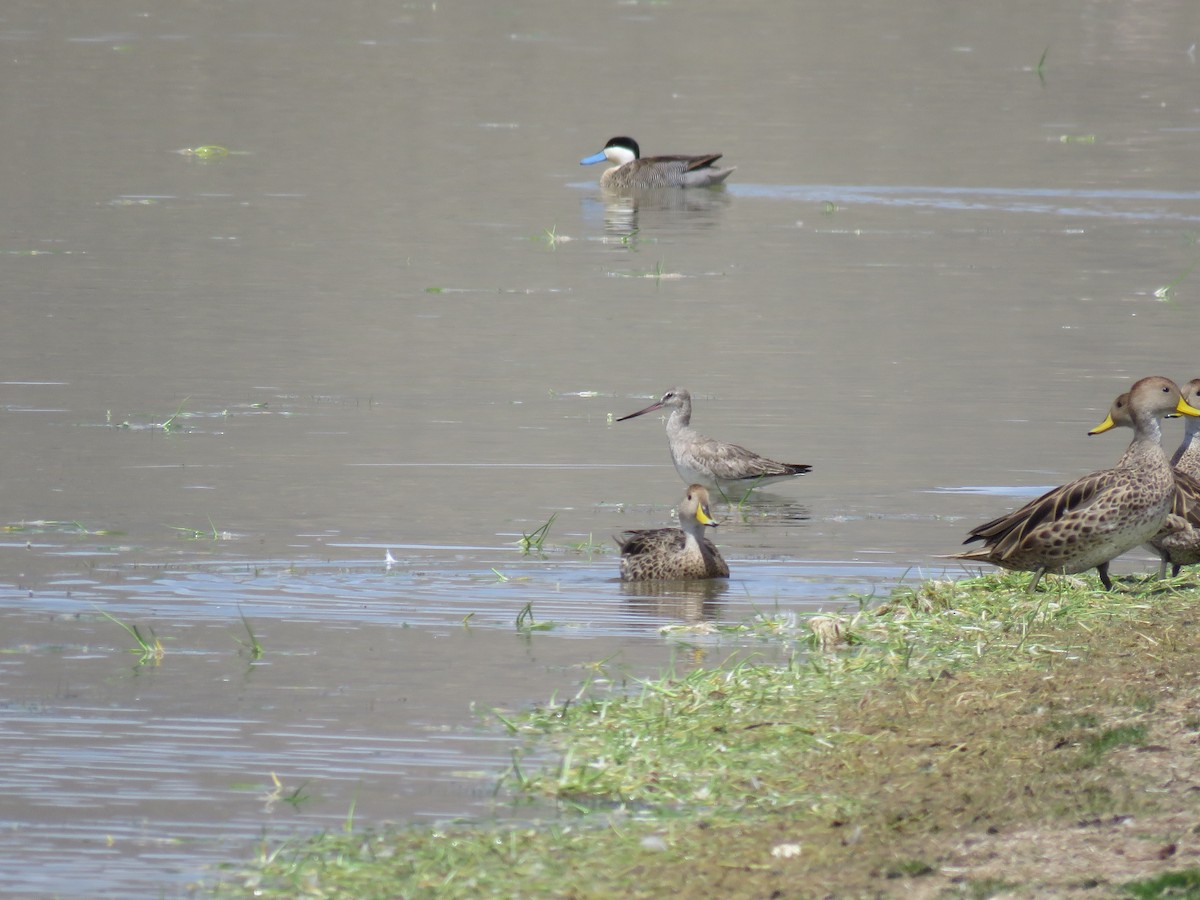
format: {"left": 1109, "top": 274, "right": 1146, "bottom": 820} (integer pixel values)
{"left": 1078, "top": 724, "right": 1148, "bottom": 766}
{"left": 210, "top": 573, "right": 1200, "bottom": 898}
{"left": 1123, "top": 869, "right": 1200, "bottom": 898}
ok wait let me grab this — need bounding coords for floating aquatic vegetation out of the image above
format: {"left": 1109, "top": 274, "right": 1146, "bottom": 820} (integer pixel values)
{"left": 608, "top": 259, "right": 686, "bottom": 281}
{"left": 515, "top": 602, "right": 554, "bottom": 634}
{"left": 108, "top": 396, "right": 196, "bottom": 432}
{"left": 169, "top": 517, "right": 232, "bottom": 541}
{"left": 175, "top": 145, "right": 230, "bottom": 159}
{"left": 517, "top": 513, "right": 556, "bottom": 554}
{"left": 261, "top": 772, "right": 310, "bottom": 812}
{"left": 235, "top": 610, "right": 263, "bottom": 661}
{"left": 95, "top": 607, "right": 164, "bottom": 665}
{"left": 1036, "top": 46, "right": 1049, "bottom": 85}
{"left": 535, "top": 224, "right": 573, "bottom": 246}
{"left": 2, "top": 520, "right": 122, "bottom": 536}
{"left": 1154, "top": 257, "right": 1200, "bottom": 301}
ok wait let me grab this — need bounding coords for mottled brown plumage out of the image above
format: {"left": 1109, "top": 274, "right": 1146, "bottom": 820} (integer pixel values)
{"left": 954, "top": 376, "right": 1200, "bottom": 591}
{"left": 1094, "top": 379, "right": 1200, "bottom": 577}
{"left": 617, "top": 387, "right": 811, "bottom": 494}
{"left": 1172, "top": 379, "right": 1200, "bottom": 475}
{"left": 618, "top": 484, "right": 730, "bottom": 582}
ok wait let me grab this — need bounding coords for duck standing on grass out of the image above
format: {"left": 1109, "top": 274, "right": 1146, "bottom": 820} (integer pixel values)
{"left": 1091, "top": 380, "right": 1200, "bottom": 578}
{"left": 617, "top": 387, "right": 811, "bottom": 496}
{"left": 618, "top": 484, "right": 729, "bottom": 582}
{"left": 580, "top": 137, "right": 735, "bottom": 189}
{"left": 953, "top": 375, "right": 1200, "bottom": 591}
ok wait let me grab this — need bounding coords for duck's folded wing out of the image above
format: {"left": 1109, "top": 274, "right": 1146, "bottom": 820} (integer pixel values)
{"left": 641, "top": 153, "right": 723, "bottom": 172}
{"left": 617, "top": 528, "right": 685, "bottom": 555}
{"left": 683, "top": 153, "right": 723, "bottom": 172}
{"left": 1170, "top": 470, "right": 1200, "bottom": 521}
{"left": 963, "top": 469, "right": 1118, "bottom": 557}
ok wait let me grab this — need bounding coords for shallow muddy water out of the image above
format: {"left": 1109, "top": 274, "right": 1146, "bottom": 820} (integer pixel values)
{"left": 3, "top": 0, "right": 1200, "bottom": 894}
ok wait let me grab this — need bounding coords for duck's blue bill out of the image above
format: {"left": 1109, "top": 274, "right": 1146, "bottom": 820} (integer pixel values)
{"left": 580, "top": 151, "right": 608, "bottom": 165}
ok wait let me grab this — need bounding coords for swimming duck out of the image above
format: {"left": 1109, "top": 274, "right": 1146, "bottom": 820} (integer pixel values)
{"left": 618, "top": 484, "right": 730, "bottom": 581}
{"left": 617, "top": 387, "right": 811, "bottom": 495}
{"left": 953, "top": 375, "right": 1200, "bottom": 591}
{"left": 1092, "top": 380, "right": 1200, "bottom": 577}
{"left": 580, "top": 137, "right": 735, "bottom": 189}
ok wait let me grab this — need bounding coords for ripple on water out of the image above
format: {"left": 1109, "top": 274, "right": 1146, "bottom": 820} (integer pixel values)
{"left": 0, "top": 550, "right": 906, "bottom": 896}
{"left": 6, "top": 549, "right": 904, "bottom": 634}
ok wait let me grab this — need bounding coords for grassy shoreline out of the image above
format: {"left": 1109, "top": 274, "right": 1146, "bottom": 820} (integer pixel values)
{"left": 210, "top": 573, "right": 1200, "bottom": 898}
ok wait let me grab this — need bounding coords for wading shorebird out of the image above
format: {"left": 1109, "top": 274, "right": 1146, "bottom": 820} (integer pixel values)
{"left": 580, "top": 137, "right": 735, "bottom": 190}
{"left": 953, "top": 375, "right": 1200, "bottom": 591}
{"left": 1091, "top": 379, "right": 1200, "bottom": 578}
{"left": 617, "top": 484, "right": 729, "bottom": 581}
{"left": 617, "top": 387, "right": 812, "bottom": 495}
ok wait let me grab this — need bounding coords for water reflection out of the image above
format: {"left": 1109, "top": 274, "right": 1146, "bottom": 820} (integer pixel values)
{"left": 722, "top": 494, "right": 812, "bottom": 526}
{"left": 620, "top": 578, "right": 729, "bottom": 623}
{"left": 586, "top": 186, "right": 733, "bottom": 243}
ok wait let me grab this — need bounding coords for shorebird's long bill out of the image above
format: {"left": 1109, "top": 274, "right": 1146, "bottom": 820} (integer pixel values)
{"left": 616, "top": 400, "right": 663, "bottom": 422}
{"left": 1177, "top": 397, "right": 1200, "bottom": 417}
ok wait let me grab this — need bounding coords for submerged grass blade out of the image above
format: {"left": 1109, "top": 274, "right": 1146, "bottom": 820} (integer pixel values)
{"left": 1154, "top": 256, "right": 1200, "bottom": 300}
{"left": 517, "top": 513, "right": 556, "bottom": 554}
{"left": 168, "top": 516, "right": 222, "bottom": 541}
{"left": 159, "top": 396, "right": 191, "bottom": 431}
{"left": 515, "top": 602, "right": 554, "bottom": 634}
{"left": 95, "top": 607, "right": 164, "bottom": 663}
{"left": 236, "top": 609, "right": 263, "bottom": 660}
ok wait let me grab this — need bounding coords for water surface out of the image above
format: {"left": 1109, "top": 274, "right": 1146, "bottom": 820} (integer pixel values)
{"left": 2, "top": 0, "right": 1198, "bottom": 893}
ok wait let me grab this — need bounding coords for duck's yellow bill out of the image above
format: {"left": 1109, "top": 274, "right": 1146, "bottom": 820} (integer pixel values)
{"left": 1177, "top": 397, "right": 1200, "bottom": 417}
